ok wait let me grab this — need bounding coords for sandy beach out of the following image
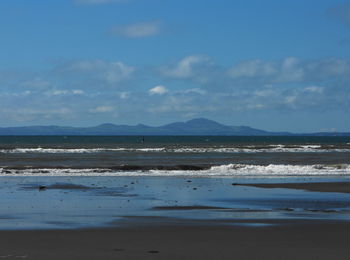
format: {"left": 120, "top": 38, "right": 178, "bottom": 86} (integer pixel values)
{"left": 1, "top": 220, "right": 350, "bottom": 259}
{"left": 1, "top": 177, "right": 350, "bottom": 259}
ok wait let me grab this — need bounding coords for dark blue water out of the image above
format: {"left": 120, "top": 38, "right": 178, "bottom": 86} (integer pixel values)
{"left": 0, "top": 136, "right": 349, "bottom": 176}
{"left": 0, "top": 135, "right": 349, "bottom": 147}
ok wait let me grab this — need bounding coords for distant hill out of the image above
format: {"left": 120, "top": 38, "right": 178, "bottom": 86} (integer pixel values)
{"left": 0, "top": 118, "right": 349, "bottom": 136}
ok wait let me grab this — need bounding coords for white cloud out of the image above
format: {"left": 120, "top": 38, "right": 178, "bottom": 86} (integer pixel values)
{"left": 228, "top": 57, "right": 350, "bottom": 83}
{"left": 278, "top": 57, "right": 304, "bottom": 82}
{"left": 52, "top": 90, "right": 69, "bottom": 96}
{"left": 72, "top": 89, "right": 85, "bottom": 95}
{"left": 45, "top": 89, "right": 85, "bottom": 96}
{"left": 182, "top": 88, "right": 207, "bottom": 95}
{"left": 228, "top": 59, "right": 276, "bottom": 78}
{"left": 149, "top": 85, "right": 168, "bottom": 95}
{"left": 227, "top": 57, "right": 304, "bottom": 82}
{"left": 75, "top": 0, "right": 128, "bottom": 5}
{"left": 110, "top": 21, "right": 161, "bottom": 38}
{"left": 284, "top": 95, "right": 297, "bottom": 105}
{"left": 0, "top": 91, "right": 33, "bottom": 98}
{"left": 304, "top": 86, "right": 323, "bottom": 94}
{"left": 60, "top": 59, "right": 134, "bottom": 84}
{"left": 119, "top": 91, "right": 130, "bottom": 99}
{"left": 320, "top": 128, "right": 337, "bottom": 132}
{"left": 161, "top": 55, "right": 212, "bottom": 79}
{"left": 2, "top": 55, "right": 350, "bottom": 126}
{"left": 89, "top": 106, "right": 114, "bottom": 113}
{"left": 254, "top": 88, "right": 277, "bottom": 97}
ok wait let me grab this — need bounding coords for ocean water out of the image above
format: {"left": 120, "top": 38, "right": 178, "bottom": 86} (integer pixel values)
{"left": 1, "top": 136, "right": 350, "bottom": 177}
{"left": 1, "top": 136, "right": 350, "bottom": 230}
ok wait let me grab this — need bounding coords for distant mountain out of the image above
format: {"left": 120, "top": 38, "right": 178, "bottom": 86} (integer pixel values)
{"left": 0, "top": 118, "right": 349, "bottom": 136}
{"left": 159, "top": 118, "right": 239, "bottom": 135}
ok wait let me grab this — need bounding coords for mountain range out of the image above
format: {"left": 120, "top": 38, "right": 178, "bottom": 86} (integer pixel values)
{"left": 0, "top": 118, "right": 349, "bottom": 136}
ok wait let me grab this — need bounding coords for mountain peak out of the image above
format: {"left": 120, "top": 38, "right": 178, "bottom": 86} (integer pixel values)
{"left": 186, "top": 118, "right": 222, "bottom": 125}
{"left": 96, "top": 123, "right": 117, "bottom": 128}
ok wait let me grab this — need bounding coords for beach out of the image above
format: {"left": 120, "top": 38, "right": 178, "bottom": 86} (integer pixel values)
{"left": 1, "top": 221, "right": 350, "bottom": 260}
{"left": 1, "top": 178, "right": 350, "bottom": 259}
{"left": 1, "top": 176, "right": 350, "bottom": 259}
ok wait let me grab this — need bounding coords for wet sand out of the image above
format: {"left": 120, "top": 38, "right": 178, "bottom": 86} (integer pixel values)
{"left": 240, "top": 181, "right": 350, "bottom": 193}
{"left": 0, "top": 221, "right": 350, "bottom": 260}
{"left": 1, "top": 177, "right": 350, "bottom": 259}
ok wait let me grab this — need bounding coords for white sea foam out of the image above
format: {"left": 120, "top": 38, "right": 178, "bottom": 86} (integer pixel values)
{"left": 171, "top": 145, "right": 331, "bottom": 153}
{"left": 1, "top": 145, "right": 350, "bottom": 154}
{"left": 1, "top": 164, "right": 350, "bottom": 177}
{"left": 208, "top": 164, "right": 350, "bottom": 176}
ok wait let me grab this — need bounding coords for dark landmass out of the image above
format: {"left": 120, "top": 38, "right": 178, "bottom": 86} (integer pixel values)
{"left": 0, "top": 118, "right": 349, "bottom": 136}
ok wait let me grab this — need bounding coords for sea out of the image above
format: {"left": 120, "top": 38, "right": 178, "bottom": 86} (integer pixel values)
{"left": 2, "top": 135, "right": 350, "bottom": 229}
{"left": 1, "top": 135, "right": 350, "bottom": 177}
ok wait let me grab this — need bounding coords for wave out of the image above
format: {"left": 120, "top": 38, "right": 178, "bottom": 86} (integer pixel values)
{"left": 1, "top": 145, "right": 350, "bottom": 154}
{"left": 1, "top": 164, "right": 350, "bottom": 177}
{"left": 207, "top": 164, "right": 350, "bottom": 176}
{"left": 171, "top": 145, "right": 350, "bottom": 153}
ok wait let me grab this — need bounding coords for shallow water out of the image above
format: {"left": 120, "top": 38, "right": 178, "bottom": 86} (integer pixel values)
{"left": 1, "top": 176, "right": 350, "bottom": 230}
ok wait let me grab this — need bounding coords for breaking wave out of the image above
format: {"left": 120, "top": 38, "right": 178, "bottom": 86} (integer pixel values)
{"left": 1, "top": 164, "right": 350, "bottom": 177}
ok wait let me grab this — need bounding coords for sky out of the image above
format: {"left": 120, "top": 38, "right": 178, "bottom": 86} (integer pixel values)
{"left": 0, "top": 0, "right": 350, "bottom": 132}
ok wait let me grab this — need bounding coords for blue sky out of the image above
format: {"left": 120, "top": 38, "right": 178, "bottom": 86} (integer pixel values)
{"left": 1, "top": 0, "right": 350, "bottom": 132}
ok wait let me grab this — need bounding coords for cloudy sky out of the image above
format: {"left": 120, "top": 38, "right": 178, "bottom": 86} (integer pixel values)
{"left": 1, "top": 0, "right": 350, "bottom": 132}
